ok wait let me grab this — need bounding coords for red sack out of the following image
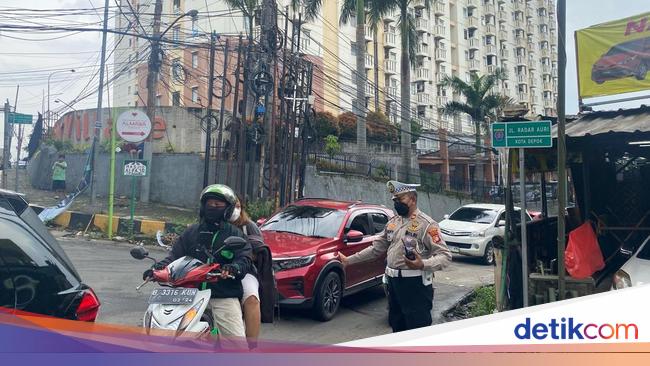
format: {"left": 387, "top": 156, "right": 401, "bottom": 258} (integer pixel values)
{"left": 565, "top": 221, "right": 605, "bottom": 279}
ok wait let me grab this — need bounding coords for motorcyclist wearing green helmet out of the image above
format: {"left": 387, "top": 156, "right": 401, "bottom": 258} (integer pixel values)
{"left": 145, "top": 184, "right": 252, "bottom": 346}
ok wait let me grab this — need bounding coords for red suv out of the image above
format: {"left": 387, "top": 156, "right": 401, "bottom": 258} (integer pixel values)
{"left": 260, "top": 199, "right": 393, "bottom": 321}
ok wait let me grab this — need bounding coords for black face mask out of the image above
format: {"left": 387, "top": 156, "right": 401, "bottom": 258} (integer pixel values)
{"left": 394, "top": 201, "right": 410, "bottom": 217}
{"left": 204, "top": 207, "right": 226, "bottom": 223}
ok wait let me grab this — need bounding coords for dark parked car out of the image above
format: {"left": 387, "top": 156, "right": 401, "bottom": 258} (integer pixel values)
{"left": 0, "top": 189, "right": 100, "bottom": 321}
{"left": 260, "top": 198, "right": 393, "bottom": 321}
{"left": 592, "top": 37, "right": 650, "bottom": 84}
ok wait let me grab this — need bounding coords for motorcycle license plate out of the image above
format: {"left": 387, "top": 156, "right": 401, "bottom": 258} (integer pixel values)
{"left": 148, "top": 288, "right": 198, "bottom": 305}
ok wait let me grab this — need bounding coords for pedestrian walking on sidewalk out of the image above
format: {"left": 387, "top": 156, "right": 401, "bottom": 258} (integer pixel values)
{"left": 339, "top": 180, "right": 452, "bottom": 333}
{"left": 51, "top": 154, "right": 67, "bottom": 197}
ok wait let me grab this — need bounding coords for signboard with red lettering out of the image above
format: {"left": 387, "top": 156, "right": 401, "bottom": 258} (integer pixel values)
{"left": 116, "top": 110, "right": 152, "bottom": 143}
{"left": 576, "top": 11, "right": 650, "bottom": 99}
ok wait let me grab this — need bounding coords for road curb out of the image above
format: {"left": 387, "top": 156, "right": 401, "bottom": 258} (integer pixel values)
{"left": 30, "top": 205, "right": 182, "bottom": 236}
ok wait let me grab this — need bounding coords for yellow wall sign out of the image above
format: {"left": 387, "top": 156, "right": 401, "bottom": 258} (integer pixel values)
{"left": 576, "top": 11, "right": 650, "bottom": 99}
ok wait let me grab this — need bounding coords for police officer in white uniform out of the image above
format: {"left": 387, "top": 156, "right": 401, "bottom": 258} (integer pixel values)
{"left": 340, "top": 180, "right": 452, "bottom": 332}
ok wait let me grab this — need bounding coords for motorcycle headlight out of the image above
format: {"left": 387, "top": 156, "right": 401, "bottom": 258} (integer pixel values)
{"left": 272, "top": 255, "right": 316, "bottom": 272}
{"left": 612, "top": 270, "right": 632, "bottom": 290}
{"left": 178, "top": 299, "right": 204, "bottom": 332}
{"left": 470, "top": 231, "right": 486, "bottom": 237}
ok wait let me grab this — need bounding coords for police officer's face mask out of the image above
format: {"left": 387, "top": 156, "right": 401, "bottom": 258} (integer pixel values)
{"left": 393, "top": 197, "right": 411, "bottom": 217}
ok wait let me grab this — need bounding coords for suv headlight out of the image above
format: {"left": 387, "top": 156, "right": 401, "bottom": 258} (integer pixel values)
{"left": 273, "top": 255, "right": 316, "bottom": 272}
{"left": 612, "top": 270, "right": 632, "bottom": 290}
{"left": 470, "top": 231, "right": 486, "bottom": 237}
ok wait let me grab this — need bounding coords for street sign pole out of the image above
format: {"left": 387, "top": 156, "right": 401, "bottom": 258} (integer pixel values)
{"left": 130, "top": 174, "right": 136, "bottom": 238}
{"left": 520, "top": 148, "right": 528, "bottom": 307}
{"left": 122, "top": 159, "right": 148, "bottom": 239}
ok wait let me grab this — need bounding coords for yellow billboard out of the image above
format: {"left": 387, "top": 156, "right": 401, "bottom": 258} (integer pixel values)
{"left": 576, "top": 11, "right": 650, "bottom": 99}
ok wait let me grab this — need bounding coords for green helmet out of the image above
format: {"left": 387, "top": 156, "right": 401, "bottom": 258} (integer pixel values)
{"left": 199, "top": 184, "right": 238, "bottom": 222}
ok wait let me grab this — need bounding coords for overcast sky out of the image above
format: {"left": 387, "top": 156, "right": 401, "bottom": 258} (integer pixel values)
{"left": 1, "top": 0, "right": 649, "bottom": 152}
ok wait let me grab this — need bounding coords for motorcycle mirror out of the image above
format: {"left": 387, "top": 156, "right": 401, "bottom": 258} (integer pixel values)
{"left": 130, "top": 246, "right": 149, "bottom": 260}
{"left": 223, "top": 236, "right": 247, "bottom": 250}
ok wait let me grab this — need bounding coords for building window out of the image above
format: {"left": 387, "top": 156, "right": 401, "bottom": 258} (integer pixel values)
{"left": 191, "top": 87, "right": 199, "bottom": 103}
{"left": 192, "top": 52, "right": 198, "bottom": 68}
{"left": 351, "top": 42, "right": 357, "bottom": 56}
{"left": 302, "top": 30, "right": 311, "bottom": 50}
{"left": 172, "top": 26, "right": 180, "bottom": 46}
{"left": 172, "top": 91, "right": 180, "bottom": 106}
{"left": 156, "top": 95, "right": 161, "bottom": 107}
{"left": 173, "top": 0, "right": 180, "bottom": 9}
{"left": 135, "top": 100, "right": 139, "bottom": 107}
{"left": 191, "top": 18, "right": 198, "bottom": 36}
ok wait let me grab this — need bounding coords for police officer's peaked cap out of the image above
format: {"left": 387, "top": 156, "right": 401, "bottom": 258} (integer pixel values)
{"left": 387, "top": 180, "right": 420, "bottom": 198}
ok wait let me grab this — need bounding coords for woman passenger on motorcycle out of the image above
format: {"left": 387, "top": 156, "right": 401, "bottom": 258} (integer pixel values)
{"left": 144, "top": 184, "right": 252, "bottom": 347}
{"left": 230, "top": 194, "right": 275, "bottom": 349}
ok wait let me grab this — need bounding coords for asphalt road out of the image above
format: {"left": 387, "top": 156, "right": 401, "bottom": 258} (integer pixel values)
{"left": 55, "top": 232, "right": 494, "bottom": 345}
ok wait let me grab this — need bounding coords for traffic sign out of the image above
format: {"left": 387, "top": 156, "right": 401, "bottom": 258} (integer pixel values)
{"left": 123, "top": 159, "right": 148, "bottom": 177}
{"left": 491, "top": 121, "right": 552, "bottom": 148}
{"left": 116, "top": 110, "right": 151, "bottom": 143}
{"left": 8, "top": 113, "right": 33, "bottom": 124}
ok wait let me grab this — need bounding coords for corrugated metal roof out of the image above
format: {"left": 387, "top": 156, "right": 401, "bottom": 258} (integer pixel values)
{"left": 552, "top": 105, "right": 650, "bottom": 137}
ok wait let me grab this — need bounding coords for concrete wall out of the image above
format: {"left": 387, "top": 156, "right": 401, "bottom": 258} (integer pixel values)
{"left": 303, "top": 166, "right": 472, "bottom": 221}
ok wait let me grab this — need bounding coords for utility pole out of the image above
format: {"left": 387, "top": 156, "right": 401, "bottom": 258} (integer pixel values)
{"left": 203, "top": 31, "right": 217, "bottom": 188}
{"left": 89, "top": 0, "right": 110, "bottom": 205}
{"left": 13, "top": 85, "right": 20, "bottom": 192}
{"left": 227, "top": 35, "right": 244, "bottom": 187}
{"left": 2, "top": 100, "right": 10, "bottom": 189}
{"left": 142, "top": 0, "right": 163, "bottom": 203}
{"left": 354, "top": 0, "right": 367, "bottom": 163}
{"left": 215, "top": 38, "right": 229, "bottom": 184}
{"left": 557, "top": 0, "right": 567, "bottom": 301}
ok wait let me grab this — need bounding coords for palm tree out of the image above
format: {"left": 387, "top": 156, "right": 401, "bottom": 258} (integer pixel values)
{"left": 440, "top": 68, "right": 508, "bottom": 187}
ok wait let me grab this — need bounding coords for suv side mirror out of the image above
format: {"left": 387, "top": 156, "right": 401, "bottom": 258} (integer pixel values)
{"left": 497, "top": 220, "right": 506, "bottom": 227}
{"left": 256, "top": 217, "right": 267, "bottom": 226}
{"left": 345, "top": 230, "right": 364, "bottom": 243}
{"left": 130, "top": 246, "right": 149, "bottom": 260}
{"left": 443, "top": 214, "right": 450, "bottom": 220}
{"left": 224, "top": 236, "right": 247, "bottom": 250}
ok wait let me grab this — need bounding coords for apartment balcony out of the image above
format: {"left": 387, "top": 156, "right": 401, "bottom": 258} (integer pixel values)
{"left": 468, "top": 37, "right": 480, "bottom": 50}
{"left": 540, "top": 48, "right": 550, "bottom": 58}
{"left": 434, "top": 24, "right": 447, "bottom": 38}
{"left": 532, "top": 94, "right": 540, "bottom": 105}
{"left": 485, "top": 44, "right": 497, "bottom": 56}
{"left": 500, "top": 48, "right": 510, "bottom": 59}
{"left": 416, "top": 43, "right": 429, "bottom": 56}
{"left": 549, "top": 0, "right": 556, "bottom": 13}
{"left": 436, "top": 72, "right": 448, "bottom": 84}
{"left": 384, "top": 32, "right": 397, "bottom": 48}
{"left": 551, "top": 49, "right": 558, "bottom": 60}
{"left": 518, "top": 92, "right": 529, "bottom": 103}
{"left": 435, "top": 48, "right": 447, "bottom": 62}
{"left": 413, "top": 0, "right": 427, "bottom": 8}
{"left": 543, "top": 81, "right": 553, "bottom": 91}
{"left": 499, "top": 29, "right": 508, "bottom": 40}
{"left": 467, "top": 15, "right": 479, "bottom": 29}
{"left": 387, "top": 86, "right": 399, "bottom": 100}
{"left": 515, "top": 36, "right": 527, "bottom": 48}
{"left": 484, "top": 3, "right": 496, "bottom": 16}
{"left": 437, "top": 96, "right": 448, "bottom": 106}
{"left": 539, "top": 32, "right": 549, "bottom": 41}
{"left": 537, "top": 0, "right": 548, "bottom": 9}
{"left": 385, "top": 8, "right": 397, "bottom": 22}
{"left": 366, "top": 84, "right": 375, "bottom": 96}
{"left": 513, "top": 1, "right": 524, "bottom": 12}
{"left": 517, "top": 74, "right": 528, "bottom": 85}
{"left": 529, "top": 60, "right": 537, "bottom": 70}
{"left": 552, "top": 68, "right": 558, "bottom": 77}
{"left": 527, "top": 23, "right": 535, "bottom": 35}
{"left": 469, "top": 59, "right": 481, "bottom": 72}
{"left": 528, "top": 42, "right": 536, "bottom": 53}
{"left": 514, "top": 19, "right": 525, "bottom": 31}
{"left": 433, "top": 1, "right": 446, "bottom": 15}
{"left": 365, "top": 54, "right": 374, "bottom": 69}
{"left": 498, "top": 10, "right": 508, "bottom": 21}
{"left": 466, "top": 0, "right": 478, "bottom": 8}
{"left": 365, "top": 26, "right": 374, "bottom": 41}
{"left": 516, "top": 56, "right": 527, "bottom": 66}
{"left": 384, "top": 59, "right": 398, "bottom": 74}
{"left": 539, "top": 14, "right": 549, "bottom": 25}
{"left": 542, "top": 64, "right": 551, "bottom": 75}
{"left": 487, "top": 65, "right": 497, "bottom": 74}
{"left": 485, "top": 24, "right": 497, "bottom": 36}
{"left": 415, "top": 92, "right": 431, "bottom": 105}
{"left": 416, "top": 18, "right": 430, "bottom": 32}
{"left": 544, "top": 99, "right": 554, "bottom": 108}
{"left": 414, "top": 67, "right": 430, "bottom": 81}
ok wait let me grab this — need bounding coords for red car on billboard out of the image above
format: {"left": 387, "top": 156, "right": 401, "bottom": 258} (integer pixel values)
{"left": 591, "top": 36, "right": 650, "bottom": 84}
{"left": 260, "top": 198, "right": 393, "bottom": 321}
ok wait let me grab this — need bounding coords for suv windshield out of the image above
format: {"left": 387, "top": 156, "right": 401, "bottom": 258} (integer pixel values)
{"left": 449, "top": 207, "right": 498, "bottom": 224}
{"left": 261, "top": 205, "right": 346, "bottom": 238}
